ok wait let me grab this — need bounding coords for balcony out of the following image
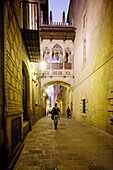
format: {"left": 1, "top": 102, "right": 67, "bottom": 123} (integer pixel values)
{"left": 43, "top": 62, "right": 73, "bottom": 78}
{"left": 40, "top": 24, "right": 76, "bottom": 41}
{"left": 21, "top": 1, "right": 40, "bottom": 62}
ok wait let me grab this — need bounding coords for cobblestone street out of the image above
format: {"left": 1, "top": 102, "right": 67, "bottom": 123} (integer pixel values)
{"left": 14, "top": 116, "right": 113, "bottom": 170}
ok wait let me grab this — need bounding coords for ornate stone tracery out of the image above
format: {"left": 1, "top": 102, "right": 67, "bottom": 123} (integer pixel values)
{"left": 52, "top": 44, "right": 63, "bottom": 63}
{"left": 43, "top": 47, "right": 50, "bottom": 63}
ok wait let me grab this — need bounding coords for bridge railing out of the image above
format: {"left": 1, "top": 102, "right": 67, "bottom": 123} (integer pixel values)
{"left": 46, "top": 63, "right": 72, "bottom": 70}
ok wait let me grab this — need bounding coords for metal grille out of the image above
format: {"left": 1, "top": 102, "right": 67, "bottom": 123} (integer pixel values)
{"left": 11, "top": 117, "right": 21, "bottom": 152}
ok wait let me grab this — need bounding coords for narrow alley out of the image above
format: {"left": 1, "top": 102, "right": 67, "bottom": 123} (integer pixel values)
{"left": 0, "top": 0, "right": 113, "bottom": 169}
{"left": 14, "top": 116, "right": 113, "bottom": 170}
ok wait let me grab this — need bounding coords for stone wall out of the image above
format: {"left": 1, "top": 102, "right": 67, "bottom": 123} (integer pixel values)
{"left": 2, "top": 0, "right": 44, "bottom": 167}
{"left": 68, "top": 0, "right": 113, "bottom": 134}
{"left": 0, "top": 2, "right": 5, "bottom": 169}
{"left": 3, "top": 0, "right": 26, "bottom": 165}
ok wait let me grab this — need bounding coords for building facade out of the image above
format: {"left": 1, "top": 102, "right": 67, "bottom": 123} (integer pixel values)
{"left": 0, "top": 0, "right": 47, "bottom": 169}
{"left": 68, "top": 0, "right": 113, "bottom": 134}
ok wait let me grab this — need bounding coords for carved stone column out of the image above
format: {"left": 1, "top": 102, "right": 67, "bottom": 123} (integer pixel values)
{"left": 63, "top": 48, "right": 65, "bottom": 70}
{"left": 50, "top": 49, "right": 52, "bottom": 70}
{"left": 40, "top": 49, "right": 43, "bottom": 61}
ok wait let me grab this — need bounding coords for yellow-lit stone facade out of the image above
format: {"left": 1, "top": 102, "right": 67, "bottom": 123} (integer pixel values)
{"left": 57, "top": 87, "right": 72, "bottom": 116}
{"left": 0, "top": 0, "right": 45, "bottom": 167}
{"left": 0, "top": 2, "right": 4, "bottom": 169}
{"left": 68, "top": 0, "right": 113, "bottom": 134}
{"left": 4, "top": 1, "right": 25, "bottom": 164}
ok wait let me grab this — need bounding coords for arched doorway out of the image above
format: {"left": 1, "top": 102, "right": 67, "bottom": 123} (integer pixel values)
{"left": 22, "top": 61, "right": 30, "bottom": 122}
{"left": 52, "top": 44, "right": 63, "bottom": 69}
{"left": 22, "top": 69, "right": 27, "bottom": 121}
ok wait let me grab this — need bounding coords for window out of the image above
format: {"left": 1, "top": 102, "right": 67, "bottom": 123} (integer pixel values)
{"left": 22, "top": 69, "right": 27, "bottom": 121}
{"left": 52, "top": 44, "right": 63, "bottom": 63}
{"left": 43, "top": 47, "right": 50, "bottom": 69}
{"left": 82, "top": 99, "right": 86, "bottom": 113}
{"left": 83, "top": 39, "right": 86, "bottom": 65}
{"left": 65, "top": 48, "right": 71, "bottom": 63}
{"left": 65, "top": 52, "right": 68, "bottom": 63}
{"left": 43, "top": 47, "right": 50, "bottom": 63}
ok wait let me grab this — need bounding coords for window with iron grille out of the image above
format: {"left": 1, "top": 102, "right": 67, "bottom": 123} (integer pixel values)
{"left": 82, "top": 99, "right": 86, "bottom": 113}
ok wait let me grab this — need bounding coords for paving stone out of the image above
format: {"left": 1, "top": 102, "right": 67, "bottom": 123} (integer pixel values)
{"left": 19, "top": 153, "right": 35, "bottom": 160}
{"left": 88, "top": 166, "right": 106, "bottom": 170}
{"left": 29, "top": 149, "right": 43, "bottom": 154}
{"left": 14, "top": 116, "right": 113, "bottom": 170}
{"left": 19, "top": 159, "right": 40, "bottom": 166}
{"left": 14, "top": 166, "right": 40, "bottom": 170}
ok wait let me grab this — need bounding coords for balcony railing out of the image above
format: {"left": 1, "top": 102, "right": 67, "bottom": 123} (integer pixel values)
{"left": 64, "top": 63, "right": 72, "bottom": 69}
{"left": 46, "top": 63, "right": 72, "bottom": 70}
{"left": 41, "top": 22, "right": 72, "bottom": 27}
{"left": 52, "top": 63, "right": 63, "bottom": 69}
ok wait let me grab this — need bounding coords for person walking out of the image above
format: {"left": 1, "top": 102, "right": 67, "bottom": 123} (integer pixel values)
{"left": 52, "top": 103, "right": 60, "bottom": 129}
{"left": 67, "top": 107, "right": 71, "bottom": 118}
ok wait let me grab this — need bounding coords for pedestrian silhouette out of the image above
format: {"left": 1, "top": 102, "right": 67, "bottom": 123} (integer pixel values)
{"left": 67, "top": 107, "right": 71, "bottom": 118}
{"left": 52, "top": 103, "right": 60, "bottom": 129}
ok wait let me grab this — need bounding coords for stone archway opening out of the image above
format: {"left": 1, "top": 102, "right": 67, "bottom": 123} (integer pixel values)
{"left": 44, "top": 80, "right": 71, "bottom": 88}
{"left": 43, "top": 81, "right": 73, "bottom": 117}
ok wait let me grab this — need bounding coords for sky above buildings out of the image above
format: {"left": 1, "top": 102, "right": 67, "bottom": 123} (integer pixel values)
{"left": 49, "top": 0, "right": 70, "bottom": 22}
